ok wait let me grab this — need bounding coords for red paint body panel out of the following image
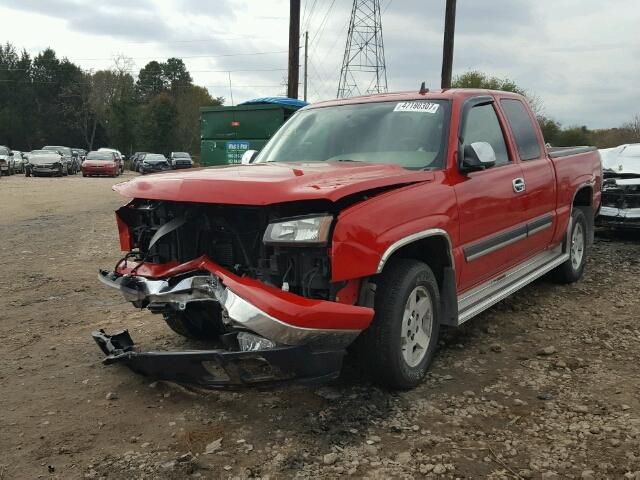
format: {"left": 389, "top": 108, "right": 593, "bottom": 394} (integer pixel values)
{"left": 331, "top": 174, "right": 458, "bottom": 282}
{"left": 113, "top": 162, "right": 432, "bottom": 205}
{"left": 116, "top": 256, "right": 374, "bottom": 331}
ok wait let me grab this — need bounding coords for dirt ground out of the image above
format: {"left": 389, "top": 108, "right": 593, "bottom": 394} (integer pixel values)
{"left": 0, "top": 172, "right": 639, "bottom": 480}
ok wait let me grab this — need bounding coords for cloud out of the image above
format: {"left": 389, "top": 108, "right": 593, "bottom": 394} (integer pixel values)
{"left": 0, "top": 0, "right": 638, "bottom": 127}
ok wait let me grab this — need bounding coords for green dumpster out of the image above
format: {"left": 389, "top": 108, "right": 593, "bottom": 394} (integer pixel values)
{"left": 200, "top": 98, "right": 307, "bottom": 166}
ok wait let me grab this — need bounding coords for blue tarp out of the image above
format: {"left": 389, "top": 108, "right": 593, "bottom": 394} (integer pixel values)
{"left": 238, "top": 97, "right": 308, "bottom": 108}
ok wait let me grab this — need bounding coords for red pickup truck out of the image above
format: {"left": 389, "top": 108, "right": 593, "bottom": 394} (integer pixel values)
{"left": 94, "top": 89, "right": 601, "bottom": 389}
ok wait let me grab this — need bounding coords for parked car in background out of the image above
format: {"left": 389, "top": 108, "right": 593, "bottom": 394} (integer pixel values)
{"left": 170, "top": 152, "right": 194, "bottom": 169}
{"left": 0, "top": 145, "right": 14, "bottom": 175}
{"left": 130, "top": 152, "right": 148, "bottom": 172}
{"left": 72, "top": 148, "right": 87, "bottom": 163}
{"left": 12, "top": 151, "right": 26, "bottom": 173}
{"left": 81, "top": 151, "right": 121, "bottom": 177}
{"left": 139, "top": 153, "right": 171, "bottom": 174}
{"left": 598, "top": 143, "right": 640, "bottom": 229}
{"left": 98, "top": 148, "right": 124, "bottom": 174}
{"left": 25, "top": 150, "right": 68, "bottom": 177}
{"left": 43, "top": 146, "right": 76, "bottom": 174}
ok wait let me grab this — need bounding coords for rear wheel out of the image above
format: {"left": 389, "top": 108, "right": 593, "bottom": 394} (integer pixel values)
{"left": 553, "top": 208, "right": 588, "bottom": 283}
{"left": 355, "top": 259, "right": 440, "bottom": 389}
{"left": 162, "top": 303, "right": 225, "bottom": 340}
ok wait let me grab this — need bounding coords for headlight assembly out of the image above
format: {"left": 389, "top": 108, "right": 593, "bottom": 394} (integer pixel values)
{"left": 263, "top": 214, "right": 333, "bottom": 246}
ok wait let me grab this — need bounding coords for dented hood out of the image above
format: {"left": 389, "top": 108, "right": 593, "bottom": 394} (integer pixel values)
{"left": 113, "top": 162, "right": 433, "bottom": 205}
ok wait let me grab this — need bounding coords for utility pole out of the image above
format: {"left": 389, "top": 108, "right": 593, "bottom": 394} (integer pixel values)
{"left": 303, "top": 31, "right": 309, "bottom": 102}
{"left": 287, "top": 0, "right": 301, "bottom": 99}
{"left": 441, "top": 0, "right": 457, "bottom": 89}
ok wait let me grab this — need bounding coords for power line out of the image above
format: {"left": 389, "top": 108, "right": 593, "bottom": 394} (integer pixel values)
{"left": 68, "top": 50, "right": 288, "bottom": 62}
{"left": 309, "top": 0, "right": 338, "bottom": 48}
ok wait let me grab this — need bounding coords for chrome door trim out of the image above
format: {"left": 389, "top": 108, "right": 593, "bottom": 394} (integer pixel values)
{"left": 377, "top": 228, "right": 453, "bottom": 274}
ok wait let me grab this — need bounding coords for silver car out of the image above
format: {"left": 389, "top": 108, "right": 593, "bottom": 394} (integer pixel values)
{"left": 0, "top": 145, "right": 14, "bottom": 175}
{"left": 25, "top": 150, "right": 67, "bottom": 177}
{"left": 12, "top": 151, "right": 26, "bottom": 174}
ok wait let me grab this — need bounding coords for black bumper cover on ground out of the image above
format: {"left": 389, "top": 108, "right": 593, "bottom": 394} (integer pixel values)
{"left": 92, "top": 329, "right": 344, "bottom": 388}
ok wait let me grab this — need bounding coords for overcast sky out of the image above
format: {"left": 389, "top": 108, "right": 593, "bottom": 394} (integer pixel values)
{"left": 1, "top": 0, "right": 638, "bottom": 128}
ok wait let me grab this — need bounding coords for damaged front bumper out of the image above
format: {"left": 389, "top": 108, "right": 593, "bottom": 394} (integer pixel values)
{"left": 93, "top": 256, "right": 373, "bottom": 387}
{"left": 597, "top": 205, "right": 640, "bottom": 228}
{"left": 92, "top": 329, "right": 344, "bottom": 387}
{"left": 98, "top": 256, "right": 373, "bottom": 348}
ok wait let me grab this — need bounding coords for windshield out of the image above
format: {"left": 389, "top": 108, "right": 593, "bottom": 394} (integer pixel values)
{"left": 44, "top": 146, "right": 71, "bottom": 156}
{"left": 30, "top": 150, "right": 55, "bottom": 156}
{"left": 173, "top": 152, "right": 190, "bottom": 158}
{"left": 86, "top": 152, "right": 114, "bottom": 161}
{"left": 145, "top": 155, "right": 166, "bottom": 162}
{"left": 256, "top": 100, "right": 450, "bottom": 170}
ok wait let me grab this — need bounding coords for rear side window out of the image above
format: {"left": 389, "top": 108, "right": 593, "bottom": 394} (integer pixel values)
{"left": 500, "top": 99, "right": 541, "bottom": 160}
{"left": 462, "top": 104, "right": 510, "bottom": 166}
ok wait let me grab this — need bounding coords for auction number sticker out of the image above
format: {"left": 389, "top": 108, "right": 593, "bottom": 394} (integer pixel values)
{"left": 394, "top": 101, "right": 439, "bottom": 113}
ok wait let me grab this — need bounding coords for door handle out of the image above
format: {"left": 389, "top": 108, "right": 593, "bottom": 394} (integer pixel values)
{"left": 512, "top": 177, "right": 526, "bottom": 193}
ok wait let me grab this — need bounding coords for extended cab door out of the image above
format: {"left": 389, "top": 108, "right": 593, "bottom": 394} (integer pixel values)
{"left": 498, "top": 98, "right": 556, "bottom": 255}
{"left": 454, "top": 97, "right": 529, "bottom": 292}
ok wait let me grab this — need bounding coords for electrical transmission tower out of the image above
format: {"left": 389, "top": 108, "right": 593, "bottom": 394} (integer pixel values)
{"left": 337, "top": 0, "right": 388, "bottom": 98}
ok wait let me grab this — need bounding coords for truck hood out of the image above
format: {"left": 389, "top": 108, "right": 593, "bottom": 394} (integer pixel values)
{"left": 113, "top": 162, "right": 434, "bottom": 205}
{"left": 602, "top": 154, "right": 640, "bottom": 176}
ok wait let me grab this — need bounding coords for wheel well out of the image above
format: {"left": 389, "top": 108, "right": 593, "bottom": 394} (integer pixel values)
{"left": 573, "top": 186, "right": 592, "bottom": 207}
{"left": 572, "top": 186, "right": 595, "bottom": 245}
{"left": 384, "top": 235, "right": 451, "bottom": 288}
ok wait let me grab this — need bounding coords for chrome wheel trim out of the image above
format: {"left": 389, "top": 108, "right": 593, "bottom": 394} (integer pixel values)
{"left": 400, "top": 286, "right": 433, "bottom": 368}
{"left": 571, "top": 222, "right": 585, "bottom": 270}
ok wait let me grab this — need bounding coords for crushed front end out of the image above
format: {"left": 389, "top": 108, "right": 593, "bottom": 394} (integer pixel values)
{"left": 597, "top": 176, "right": 640, "bottom": 229}
{"left": 94, "top": 199, "right": 374, "bottom": 387}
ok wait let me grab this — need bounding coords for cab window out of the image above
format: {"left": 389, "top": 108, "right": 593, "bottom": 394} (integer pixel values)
{"left": 462, "top": 104, "right": 510, "bottom": 166}
{"left": 500, "top": 99, "right": 541, "bottom": 160}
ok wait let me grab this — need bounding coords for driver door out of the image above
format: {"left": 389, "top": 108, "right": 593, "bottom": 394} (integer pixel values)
{"left": 454, "top": 99, "right": 527, "bottom": 292}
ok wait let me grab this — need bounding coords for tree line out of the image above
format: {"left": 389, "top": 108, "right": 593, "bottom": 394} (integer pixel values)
{"left": 452, "top": 71, "right": 640, "bottom": 148}
{"left": 0, "top": 43, "right": 223, "bottom": 156}
{"left": 1, "top": 46, "right": 638, "bottom": 156}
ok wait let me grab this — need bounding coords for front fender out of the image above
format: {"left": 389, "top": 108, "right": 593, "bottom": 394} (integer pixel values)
{"left": 331, "top": 177, "right": 459, "bottom": 282}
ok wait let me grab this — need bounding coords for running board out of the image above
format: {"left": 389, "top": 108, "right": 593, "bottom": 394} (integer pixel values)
{"left": 456, "top": 245, "right": 568, "bottom": 325}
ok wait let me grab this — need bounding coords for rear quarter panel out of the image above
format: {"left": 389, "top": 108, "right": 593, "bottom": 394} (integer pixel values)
{"left": 550, "top": 150, "right": 602, "bottom": 244}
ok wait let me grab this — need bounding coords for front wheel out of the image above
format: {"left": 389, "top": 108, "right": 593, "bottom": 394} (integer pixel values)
{"left": 355, "top": 259, "right": 440, "bottom": 389}
{"left": 553, "top": 208, "right": 588, "bottom": 283}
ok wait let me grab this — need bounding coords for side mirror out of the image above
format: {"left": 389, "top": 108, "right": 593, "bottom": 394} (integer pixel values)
{"left": 460, "top": 142, "right": 496, "bottom": 173}
{"left": 241, "top": 150, "right": 258, "bottom": 165}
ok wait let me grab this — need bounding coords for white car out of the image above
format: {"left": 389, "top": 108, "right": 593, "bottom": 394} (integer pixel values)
{"left": 597, "top": 143, "right": 640, "bottom": 229}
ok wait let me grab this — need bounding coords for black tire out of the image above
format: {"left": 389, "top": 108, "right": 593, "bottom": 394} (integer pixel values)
{"left": 355, "top": 259, "right": 441, "bottom": 389}
{"left": 553, "top": 208, "right": 588, "bottom": 284}
{"left": 162, "top": 303, "right": 225, "bottom": 340}
{"left": 25, "top": 169, "right": 31, "bottom": 177}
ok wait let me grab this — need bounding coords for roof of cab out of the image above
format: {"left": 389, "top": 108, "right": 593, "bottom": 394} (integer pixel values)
{"left": 306, "top": 88, "right": 525, "bottom": 109}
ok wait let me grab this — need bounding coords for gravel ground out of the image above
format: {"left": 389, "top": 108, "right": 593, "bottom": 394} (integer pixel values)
{"left": 0, "top": 172, "right": 639, "bottom": 480}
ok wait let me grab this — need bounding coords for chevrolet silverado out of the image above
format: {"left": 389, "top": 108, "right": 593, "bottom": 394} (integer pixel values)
{"left": 94, "top": 89, "right": 602, "bottom": 389}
